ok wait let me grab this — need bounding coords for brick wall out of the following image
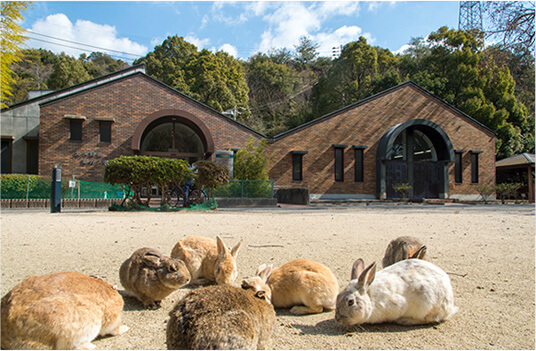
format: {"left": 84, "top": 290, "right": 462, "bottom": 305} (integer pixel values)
{"left": 268, "top": 84, "right": 496, "bottom": 198}
{"left": 39, "top": 74, "right": 262, "bottom": 182}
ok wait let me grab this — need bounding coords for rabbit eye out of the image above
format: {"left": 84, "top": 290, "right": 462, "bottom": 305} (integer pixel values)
{"left": 348, "top": 299, "right": 355, "bottom": 306}
{"left": 169, "top": 264, "right": 178, "bottom": 272}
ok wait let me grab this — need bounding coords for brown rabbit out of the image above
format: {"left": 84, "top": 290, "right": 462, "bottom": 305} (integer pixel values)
{"left": 381, "top": 236, "right": 428, "bottom": 268}
{"left": 166, "top": 284, "right": 276, "bottom": 350}
{"left": 119, "top": 247, "right": 191, "bottom": 309}
{"left": 170, "top": 236, "right": 242, "bottom": 285}
{"left": 1, "top": 271, "right": 128, "bottom": 350}
{"left": 242, "top": 259, "right": 339, "bottom": 315}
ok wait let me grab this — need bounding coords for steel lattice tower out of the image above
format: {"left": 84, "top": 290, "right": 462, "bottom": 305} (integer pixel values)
{"left": 458, "top": 1, "right": 483, "bottom": 31}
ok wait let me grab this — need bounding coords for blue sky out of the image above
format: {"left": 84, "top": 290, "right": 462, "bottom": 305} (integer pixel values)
{"left": 22, "top": 1, "right": 461, "bottom": 62}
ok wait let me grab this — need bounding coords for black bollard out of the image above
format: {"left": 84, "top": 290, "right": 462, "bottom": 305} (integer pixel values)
{"left": 51, "top": 166, "right": 62, "bottom": 213}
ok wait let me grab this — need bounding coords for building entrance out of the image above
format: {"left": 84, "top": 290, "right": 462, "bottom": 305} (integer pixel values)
{"left": 377, "top": 119, "right": 454, "bottom": 200}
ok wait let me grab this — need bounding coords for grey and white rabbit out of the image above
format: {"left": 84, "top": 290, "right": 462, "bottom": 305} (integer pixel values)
{"left": 336, "top": 258, "right": 457, "bottom": 326}
{"left": 1, "top": 271, "right": 128, "bottom": 350}
{"left": 166, "top": 284, "right": 276, "bottom": 350}
{"left": 119, "top": 247, "right": 191, "bottom": 309}
{"left": 382, "top": 236, "right": 428, "bottom": 268}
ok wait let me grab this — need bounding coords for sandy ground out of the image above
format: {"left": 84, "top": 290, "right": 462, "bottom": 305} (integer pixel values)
{"left": 1, "top": 204, "right": 534, "bottom": 350}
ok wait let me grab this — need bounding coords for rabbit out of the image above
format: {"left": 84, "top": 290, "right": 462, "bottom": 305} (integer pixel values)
{"left": 241, "top": 259, "right": 339, "bottom": 315}
{"left": 1, "top": 271, "right": 128, "bottom": 350}
{"left": 166, "top": 284, "right": 276, "bottom": 350}
{"left": 335, "top": 258, "right": 458, "bottom": 326}
{"left": 119, "top": 247, "right": 191, "bottom": 309}
{"left": 170, "top": 235, "right": 242, "bottom": 285}
{"left": 382, "top": 236, "right": 428, "bottom": 268}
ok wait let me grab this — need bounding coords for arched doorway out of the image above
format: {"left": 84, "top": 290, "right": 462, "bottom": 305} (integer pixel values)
{"left": 376, "top": 119, "right": 454, "bottom": 200}
{"left": 131, "top": 109, "right": 215, "bottom": 163}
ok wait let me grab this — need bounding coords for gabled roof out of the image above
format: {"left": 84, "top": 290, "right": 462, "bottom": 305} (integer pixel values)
{"left": 35, "top": 65, "right": 265, "bottom": 138}
{"left": 496, "top": 153, "right": 535, "bottom": 168}
{"left": 2, "top": 64, "right": 147, "bottom": 111}
{"left": 270, "top": 80, "right": 496, "bottom": 142}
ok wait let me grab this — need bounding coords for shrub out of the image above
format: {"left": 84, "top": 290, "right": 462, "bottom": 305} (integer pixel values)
{"left": 233, "top": 138, "right": 270, "bottom": 180}
{"left": 193, "top": 160, "right": 230, "bottom": 199}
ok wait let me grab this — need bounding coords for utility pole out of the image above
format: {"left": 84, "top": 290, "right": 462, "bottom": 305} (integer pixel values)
{"left": 458, "top": 1, "right": 483, "bottom": 31}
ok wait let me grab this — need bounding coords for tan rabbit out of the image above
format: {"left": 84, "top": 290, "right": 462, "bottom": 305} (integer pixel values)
{"left": 242, "top": 259, "right": 339, "bottom": 315}
{"left": 382, "top": 236, "right": 428, "bottom": 268}
{"left": 1, "top": 271, "right": 128, "bottom": 350}
{"left": 119, "top": 247, "right": 191, "bottom": 309}
{"left": 170, "top": 235, "right": 242, "bottom": 285}
{"left": 166, "top": 284, "right": 276, "bottom": 350}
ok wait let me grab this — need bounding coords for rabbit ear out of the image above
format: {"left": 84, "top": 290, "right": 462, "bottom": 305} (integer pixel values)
{"left": 142, "top": 254, "right": 161, "bottom": 268}
{"left": 396, "top": 242, "right": 409, "bottom": 261}
{"left": 356, "top": 262, "right": 376, "bottom": 292}
{"left": 254, "top": 290, "right": 268, "bottom": 301}
{"left": 230, "top": 239, "right": 243, "bottom": 258}
{"left": 216, "top": 236, "right": 229, "bottom": 257}
{"left": 412, "top": 245, "right": 427, "bottom": 259}
{"left": 351, "top": 258, "right": 365, "bottom": 280}
{"left": 259, "top": 265, "right": 272, "bottom": 282}
{"left": 256, "top": 264, "right": 267, "bottom": 276}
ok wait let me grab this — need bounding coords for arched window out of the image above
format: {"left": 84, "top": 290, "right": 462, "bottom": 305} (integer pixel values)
{"left": 389, "top": 129, "right": 437, "bottom": 162}
{"left": 140, "top": 118, "right": 205, "bottom": 162}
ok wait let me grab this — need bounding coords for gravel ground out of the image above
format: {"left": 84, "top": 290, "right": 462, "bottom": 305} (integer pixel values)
{"left": 1, "top": 204, "right": 534, "bottom": 350}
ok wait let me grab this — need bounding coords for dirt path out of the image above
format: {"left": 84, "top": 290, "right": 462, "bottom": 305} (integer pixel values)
{"left": 1, "top": 205, "right": 534, "bottom": 349}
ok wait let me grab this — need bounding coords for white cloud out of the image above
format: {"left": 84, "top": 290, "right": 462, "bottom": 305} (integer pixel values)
{"left": 393, "top": 44, "right": 412, "bottom": 55}
{"left": 27, "top": 13, "right": 148, "bottom": 61}
{"left": 184, "top": 34, "right": 210, "bottom": 50}
{"left": 251, "top": 1, "right": 370, "bottom": 56}
{"left": 218, "top": 43, "right": 239, "bottom": 58}
{"left": 314, "top": 25, "right": 372, "bottom": 57}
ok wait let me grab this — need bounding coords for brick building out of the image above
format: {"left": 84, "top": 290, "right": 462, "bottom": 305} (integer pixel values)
{"left": 35, "top": 65, "right": 263, "bottom": 181}
{"left": 2, "top": 65, "right": 496, "bottom": 201}
{"left": 268, "top": 82, "right": 496, "bottom": 201}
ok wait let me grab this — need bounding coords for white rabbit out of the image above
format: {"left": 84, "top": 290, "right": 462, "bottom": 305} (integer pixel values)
{"left": 242, "top": 259, "right": 339, "bottom": 315}
{"left": 336, "top": 258, "right": 457, "bottom": 326}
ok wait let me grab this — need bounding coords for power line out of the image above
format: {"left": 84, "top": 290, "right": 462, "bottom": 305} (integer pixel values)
{"left": 25, "top": 36, "right": 139, "bottom": 62}
{"left": 27, "top": 30, "right": 144, "bottom": 58}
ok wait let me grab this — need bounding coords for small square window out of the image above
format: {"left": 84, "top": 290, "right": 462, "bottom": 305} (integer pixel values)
{"left": 99, "top": 121, "right": 112, "bottom": 143}
{"left": 69, "top": 119, "right": 83, "bottom": 141}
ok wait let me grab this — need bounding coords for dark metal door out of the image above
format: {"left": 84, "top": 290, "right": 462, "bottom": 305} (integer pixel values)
{"left": 413, "top": 161, "right": 439, "bottom": 199}
{"left": 386, "top": 161, "right": 408, "bottom": 198}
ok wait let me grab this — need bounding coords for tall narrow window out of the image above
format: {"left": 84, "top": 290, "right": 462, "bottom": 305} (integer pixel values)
{"left": 471, "top": 151, "right": 480, "bottom": 184}
{"left": 69, "top": 119, "right": 83, "bottom": 141}
{"left": 455, "top": 151, "right": 464, "bottom": 183}
{"left": 333, "top": 145, "right": 347, "bottom": 182}
{"left": 99, "top": 121, "right": 112, "bottom": 143}
{"left": 353, "top": 146, "right": 366, "bottom": 182}
{"left": 291, "top": 151, "right": 307, "bottom": 181}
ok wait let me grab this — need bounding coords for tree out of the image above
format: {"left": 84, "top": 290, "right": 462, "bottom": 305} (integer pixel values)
{"left": 294, "top": 36, "right": 319, "bottom": 70}
{"left": 135, "top": 36, "right": 250, "bottom": 116}
{"left": 398, "top": 26, "right": 533, "bottom": 158}
{"left": 245, "top": 53, "right": 301, "bottom": 135}
{"left": 233, "top": 138, "right": 270, "bottom": 181}
{"left": 47, "top": 53, "right": 91, "bottom": 89}
{"left": 483, "top": 1, "right": 535, "bottom": 54}
{"left": 1, "top": 1, "right": 31, "bottom": 108}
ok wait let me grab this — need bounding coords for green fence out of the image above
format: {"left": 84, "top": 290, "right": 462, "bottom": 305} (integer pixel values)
{"left": 0, "top": 175, "right": 127, "bottom": 200}
{"left": 1, "top": 175, "right": 273, "bottom": 200}
{"left": 213, "top": 180, "right": 274, "bottom": 198}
